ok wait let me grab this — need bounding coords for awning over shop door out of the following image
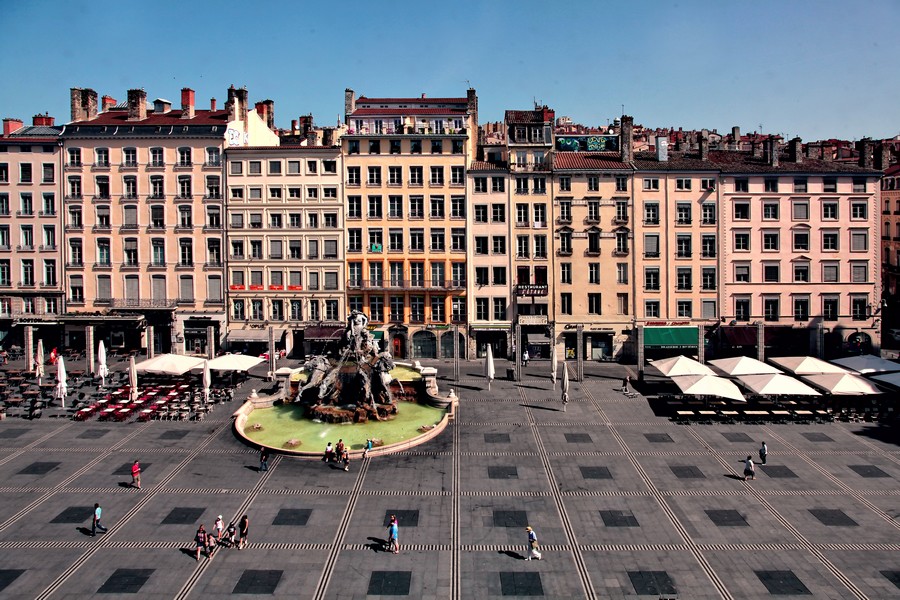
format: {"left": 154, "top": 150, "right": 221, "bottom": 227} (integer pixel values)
{"left": 526, "top": 333, "right": 551, "bottom": 345}
{"left": 643, "top": 327, "right": 699, "bottom": 349}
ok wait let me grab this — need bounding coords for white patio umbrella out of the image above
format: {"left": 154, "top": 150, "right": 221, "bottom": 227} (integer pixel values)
{"left": 671, "top": 374, "right": 746, "bottom": 402}
{"left": 650, "top": 355, "right": 715, "bottom": 377}
{"left": 55, "top": 356, "right": 67, "bottom": 408}
{"left": 561, "top": 360, "right": 570, "bottom": 410}
{"left": 709, "top": 356, "right": 781, "bottom": 377}
{"left": 206, "top": 354, "right": 265, "bottom": 372}
{"left": 203, "top": 359, "right": 211, "bottom": 403}
{"left": 485, "top": 345, "right": 495, "bottom": 391}
{"left": 551, "top": 345, "right": 558, "bottom": 390}
{"left": 135, "top": 353, "right": 205, "bottom": 376}
{"left": 768, "top": 356, "right": 849, "bottom": 375}
{"left": 97, "top": 341, "right": 109, "bottom": 388}
{"left": 35, "top": 339, "right": 45, "bottom": 382}
{"left": 830, "top": 354, "right": 900, "bottom": 375}
{"left": 128, "top": 355, "right": 138, "bottom": 402}
{"left": 736, "top": 373, "right": 821, "bottom": 396}
{"left": 801, "top": 373, "right": 883, "bottom": 395}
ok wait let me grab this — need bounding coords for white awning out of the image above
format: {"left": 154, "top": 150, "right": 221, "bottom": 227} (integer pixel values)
{"left": 671, "top": 375, "right": 745, "bottom": 402}
{"left": 830, "top": 355, "right": 900, "bottom": 375}
{"left": 709, "top": 356, "right": 781, "bottom": 376}
{"left": 650, "top": 355, "right": 715, "bottom": 377}
{"left": 801, "top": 373, "right": 883, "bottom": 395}
{"left": 736, "top": 373, "right": 820, "bottom": 396}
{"left": 135, "top": 353, "right": 206, "bottom": 376}
{"left": 768, "top": 356, "right": 850, "bottom": 375}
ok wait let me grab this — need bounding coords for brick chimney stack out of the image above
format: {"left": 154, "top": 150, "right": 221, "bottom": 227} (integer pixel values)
{"left": 101, "top": 95, "right": 117, "bottom": 112}
{"left": 751, "top": 136, "right": 763, "bottom": 158}
{"left": 875, "top": 141, "right": 892, "bottom": 170}
{"left": 789, "top": 137, "right": 803, "bottom": 163}
{"left": 210, "top": 98, "right": 217, "bottom": 111}
{"left": 263, "top": 100, "right": 275, "bottom": 130}
{"left": 70, "top": 88, "right": 98, "bottom": 122}
{"left": 255, "top": 101, "right": 267, "bottom": 122}
{"left": 226, "top": 86, "right": 249, "bottom": 122}
{"left": 699, "top": 130, "right": 709, "bottom": 161}
{"left": 619, "top": 115, "right": 634, "bottom": 163}
{"left": 32, "top": 113, "right": 55, "bottom": 127}
{"left": 821, "top": 143, "right": 833, "bottom": 162}
{"left": 731, "top": 126, "right": 741, "bottom": 150}
{"left": 656, "top": 135, "right": 668, "bottom": 162}
{"left": 805, "top": 143, "right": 821, "bottom": 160}
{"left": 3, "top": 118, "right": 23, "bottom": 136}
{"left": 127, "top": 88, "right": 147, "bottom": 121}
{"left": 766, "top": 138, "right": 779, "bottom": 167}
{"left": 344, "top": 88, "right": 356, "bottom": 122}
{"left": 181, "top": 88, "right": 195, "bottom": 119}
{"left": 322, "top": 128, "right": 334, "bottom": 147}
{"left": 467, "top": 88, "right": 478, "bottom": 132}
{"left": 857, "top": 138, "right": 873, "bottom": 169}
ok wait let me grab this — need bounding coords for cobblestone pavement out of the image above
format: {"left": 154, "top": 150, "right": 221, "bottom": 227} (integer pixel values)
{"left": 0, "top": 357, "right": 899, "bottom": 599}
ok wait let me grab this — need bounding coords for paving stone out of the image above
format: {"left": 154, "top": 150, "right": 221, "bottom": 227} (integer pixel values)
{"left": 759, "top": 465, "right": 797, "bottom": 478}
{"left": 488, "top": 466, "right": 518, "bottom": 480}
{"left": 484, "top": 433, "right": 510, "bottom": 443}
{"left": 158, "top": 430, "right": 189, "bottom": 440}
{"left": 808, "top": 509, "right": 858, "bottom": 527}
{"left": 493, "top": 510, "right": 527, "bottom": 528}
{"left": 161, "top": 507, "right": 205, "bottom": 525}
{"left": 499, "top": 572, "right": 543, "bottom": 596}
{"left": 801, "top": 432, "right": 833, "bottom": 442}
{"left": 382, "top": 510, "right": 419, "bottom": 527}
{"left": 113, "top": 462, "right": 150, "bottom": 476}
{"left": 50, "top": 506, "right": 93, "bottom": 523}
{"left": 0, "top": 429, "right": 28, "bottom": 439}
{"left": 755, "top": 570, "right": 811, "bottom": 595}
{"left": 18, "top": 461, "right": 59, "bottom": 475}
{"left": 272, "top": 509, "right": 311, "bottom": 526}
{"left": 97, "top": 568, "right": 154, "bottom": 594}
{"left": 579, "top": 466, "right": 612, "bottom": 480}
{"left": 849, "top": 464, "right": 890, "bottom": 478}
{"left": 599, "top": 510, "right": 639, "bottom": 527}
{"left": 670, "top": 465, "right": 705, "bottom": 479}
{"left": 705, "top": 509, "right": 748, "bottom": 527}
{"left": 77, "top": 429, "right": 110, "bottom": 439}
{"left": 367, "top": 571, "right": 411, "bottom": 595}
{"left": 232, "top": 569, "right": 282, "bottom": 594}
{"left": 628, "top": 571, "right": 677, "bottom": 596}
{"left": 0, "top": 570, "right": 25, "bottom": 592}
{"left": 721, "top": 432, "right": 753, "bottom": 443}
{"left": 644, "top": 433, "right": 673, "bottom": 443}
{"left": 564, "top": 433, "right": 592, "bottom": 443}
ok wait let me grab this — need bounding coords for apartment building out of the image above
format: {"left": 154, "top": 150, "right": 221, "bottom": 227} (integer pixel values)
{"left": 506, "top": 107, "right": 554, "bottom": 359}
{"left": 61, "top": 86, "right": 277, "bottom": 354}
{"left": 0, "top": 115, "right": 63, "bottom": 347}
{"left": 224, "top": 141, "right": 344, "bottom": 356}
{"left": 342, "top": 89, "right": 477, "bottom": 359}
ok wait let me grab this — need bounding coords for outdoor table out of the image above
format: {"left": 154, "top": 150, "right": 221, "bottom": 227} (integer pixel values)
{"left": 675, "top": 410, "right": 695, "bottom": 422}
{"left": 698, "top": 410, "right": 718, "bottom": 417}
{"left": 74, "top": 408, "right": 93, "bottom": 420}
{"left": 5, "top": 397, "right": 25, "bottom": 404}
{"left": 99, "top": 408, "right": 116, "bottom": 420}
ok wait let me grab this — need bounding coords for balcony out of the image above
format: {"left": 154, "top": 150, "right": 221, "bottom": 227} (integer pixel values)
{"left": 556, "top": 248, "right": 573, "bottom": 256}
{"left": 676, "top": 219, "right": 692, "bottom": 225}
{"left": 612, "top": 249, "right": 629, "bottom": 256}
{"left": 612, "top": 216, "right": 629, "bottom": 225}
{"left": 18, "top": 280, "right": 36, "bottom": 288}
{"left": 701, "top": 250, "right": 717, "bottom": 258}
{"left": 584, "top": 217, "right": 600, "bottom": 225}
{"left": 515, "top": 284, "right": 548, "bottom": 297}
{"left": 38, "top": 244, "right": 57, "bottom": 252}
{"left": 584, "top": 249, "right": 601, "bottom": 257}
{"left": 676, "top": 252, "right": 692, "bottom": 258}
{"left": 38, "top": 210, "right": 56, "bottom": 217}
{"left": 109, "top": 298, "right": 177, "bottom": 309}
{"left": 644, "top": 252, "right": 660, "bottom": 258}
{"left": 556, "top": 216, "right": 572, "bottom": 225}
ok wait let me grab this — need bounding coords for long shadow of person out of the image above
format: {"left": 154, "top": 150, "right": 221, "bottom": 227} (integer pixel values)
{"left": 367, "top": 536, "right": 389, "bottom": 552}
{"left": 498, "top": 549, "right": 526, "bottom": 560}
{"left": 77, "top": 527, "right": 93, "bottom": 537}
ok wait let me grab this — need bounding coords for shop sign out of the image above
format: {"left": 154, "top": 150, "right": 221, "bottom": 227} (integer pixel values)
{"left": 519, "top": 315, "right": 548, "bottom": 325}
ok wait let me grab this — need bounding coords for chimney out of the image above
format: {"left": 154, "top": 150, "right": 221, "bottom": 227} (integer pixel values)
{"left": 322, "top": 128, "right": 334, "bottom": 147}
{"left": 255, "top": 101, "right": 267, "bottom": 122}
{"left": 101, "top": 95, "right": 117, "bottom": 112}
{"left": 344, "top": 88, "right": 356, "bottom": 121}
{"left": 181, "top": 88, "right": 195, "bottom": 119}
{"left": 32, "top": 113, "right": 54, "bottom": 127}
{"left": 751, "top": 137, "right": 763, "bottom": 158}
{"left": 656, "top": 135, "right": 668, "bottom": 162}
{"left": 127, "top": 88, "right": 147, "bottom": 121}
{"left": 210, "top": 98, "right": 217, "bottom": 111}
{"left": 306, "top": 131, "right": 317, "bottom": 145}
{"left": 263, "top": 100, "right": 275, "bottom": 130}
{"left": 291, "top": 119, "right": 298, "bottom": 133}
{"left": 789, "top": 137, "right": 803, "bottom": 163}
{"left": 467, "top": 87, "right": 478, "bottom": 118}
{"left": 821, "top": 143, "right": 833, "bottom": 162}
{"left": 70, "top": 88, "right": 98, "bottom": 121}
{"left": 875, "top": 141, "right": 892, "bottom": 170}
{"left": 731, "top": 126, "right": 741, "bottom": 150}
{"left": 70, "top": 88, "right": 85, "bottom": 121}
{"left": 857, "top": 138, "right": 873, "bottom": 169}
{"left": 766, "top": 138, "right": 779, "bottom": 167}
{"left": 2, "top": 118, "right": 23, "bottom": 136}
{"left": 805, "top": 143, "right": 821, "bottom": 160}
{"left": 699, "top": 130, "right": 709, "bottom": 161}
{"left": 619, "top": 115, "right": 634, "bottom": 163}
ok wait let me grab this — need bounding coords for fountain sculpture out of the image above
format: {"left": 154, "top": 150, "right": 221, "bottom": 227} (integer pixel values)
{"left": 294, "top": 311, "right": 400, "bottom": 423}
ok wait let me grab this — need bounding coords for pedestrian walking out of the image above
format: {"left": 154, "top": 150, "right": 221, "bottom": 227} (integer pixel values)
{"left": 131, "top": 460, "right": 142, "bottom": 489}
{"left": 743, "top": 455, "right": 755, "bottom": 481}
{"left": 363, "top": 438, "right": 373, "bottom": 459}
{"left": 562, "top": 391, "right": 569, "bottom": 412}
{"left": 323, "top": 442, "right": 334, "bottom": 463}
{"left": 259, "top": 448, "right": 269, "bottom": 472}
{"left": 213, "top": 515, "right": 225, "bottom": 545}
{"left": 621, "top": 374, "right": 631, "bottom": 393}
{"left": 525, "top": 526, "right": 542, "bottom": 560}
{"left": 387, "top": 515, "right": 399, "bottom": 554}
{"left": 758, "top": 441, "right": 768, "bottom": 465}
{"left": 342, "top": 449, "right": 350, "bottom": 472}
{"left": 335, "top": 439, "right": 345, "bottom": 458}
{"left": 194, "top": 525, "right": 208, "bottom": 561}
{"left": 226, "top": 521, "right": 237, "bottom": 548}
{"left": 238, "top": 514, "right": 249, "bottom": 550}
{"left": 91, "top": 502, "right": 108, "bottom": 536}
{"left": 522, "top": 350, "right": 529, "bottom": 367}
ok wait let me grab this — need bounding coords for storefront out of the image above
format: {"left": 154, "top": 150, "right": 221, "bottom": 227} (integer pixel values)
{"left": 227, "top": 328, "right": 287, "bottom": 355}
{"left": 182, "top": 318, "right": 220, "bottom": 357}
{"left": 299, "top": 324, "right": 344, "bottom": 357}
{"left": 561, "top": 327, "right": 615, "bottom": 360}
{"left": 642, "top": 325, "right": 700, "bottom": 360}
{"left": 471, "top": 326, "right": 509, "bottom": 359}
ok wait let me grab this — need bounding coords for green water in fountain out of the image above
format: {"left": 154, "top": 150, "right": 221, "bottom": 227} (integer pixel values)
{"left": 243, "top": 401, "right": 445, "bottom": 450}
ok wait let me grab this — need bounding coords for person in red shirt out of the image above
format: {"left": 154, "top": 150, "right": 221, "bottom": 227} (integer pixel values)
{"left": 131, "top": 460, "right": 142, "bottom": 489}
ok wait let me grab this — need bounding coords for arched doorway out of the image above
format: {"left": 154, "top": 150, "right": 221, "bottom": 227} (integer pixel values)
{"left": 391, "top": 334, "right": 407, "bottom": 359}
{"left": 847, "top": 331, "right": 872, "bottom": 355}
{"left": 440, "top": 331, "right": 466, "bottom": 358}
{"left": 411, "top": 330, "right": 437, "bottom": 358}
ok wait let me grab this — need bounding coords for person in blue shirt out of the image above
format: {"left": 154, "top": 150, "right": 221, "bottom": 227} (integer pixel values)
{"left": 92, "top": 503, "right": 108, "bottom": 536}
{"left": 387, "top": 515, "right": 399, "bottom": 554}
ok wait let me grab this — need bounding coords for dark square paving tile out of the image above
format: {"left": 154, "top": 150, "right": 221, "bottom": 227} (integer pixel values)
{"left": 484, "top": 433, "right": 510, "bottom": 443}
{"left": 367, "top": 571, "right": 411, "bottom": 595}
{"left": 113, "top": 462, "right": 150, "bottom": 476}
{"left": 158, "top": 430, "right": 189, "bottom": 440}
{"left": 499, "top": 572, "right": 543, "bottom": 596}
{"left": 50, "top": 506, "right": 93, "bottom": 524}
{"left": 755, "top": 570, "right": 811, "bottom": 595}
{"left": 97, "top": 568, "right": 154, "bottom": 594}
{"left": 880, "top": 570, "right": 900, "bottom": 590}
{"left": 272, "top": 509, "right": 311, "bottom": 526}
{"left": 161, "top": 507, "right": 205, "bottom": 525}
{"left": 721, "top": 432, "right": 753, "bottom": 443}
{"left": 488, "top": 466, "right": 518, "bottom": 480}
{"left": 493, "top": 510, "right": 528, "bottom": 528}
{"left": 670, "top": 465, "right": 705, "bottom": 479}
{"left": 644, "top": 433, "right": 673, "bottom": 443}
{"left": 564, "top": 433, "right": 592, "bottom": 443}
{"left": 599, "top": 510, "right": 639, "bottom": 527}
{"left": 77, "top": 429, "right": 110, "bottom": 440}
{"left": 18, "top": 462, "right": 59, "bottom": 475}
{"left": 0, "top": 429, "right": 28, "bottom": 439}
{"left": 628, "top": 571, "right": 676, "bottom": 596}
{"left": 849, "top": 464, "right": 890, "bottom": 478}
{"left": 232, "top": 569, "right": 282, "bottom": 594}
{"left": 801, "top": 432, "right": 833, "bottom": 442}
{"left": 580, "top": 466, "right": 612, "bottom": 480}
{"left": 759, "top": 465, "right": 797, "bottom": 478}
{"left": 383, "top": 510, "right": 419, "bottom": 527}
{"left": 808, "top": 509, "right": 858, "bottom": 527}
{"left": 0, "top": 569, "right": 25, "bottom": 592}
{"left": 705, "top": 509, "right": 748, "bottom": 527}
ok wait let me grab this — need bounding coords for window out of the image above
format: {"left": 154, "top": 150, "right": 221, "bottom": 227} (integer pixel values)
{"left": 794, "top": 297, "right": 810, "bottom": 321}
{"left": 642, "top": 178, "right": 659, "bottom": 191}
{"left": 644, "top": 300, "right": 660, "bottom": 318}
{"left": 42, "top": 163, "right": 54, "bottom": 183}
{"left": 644, "top": 234, "right": 659, "bottom": 258}
{"left": 430, "top": 139, "right": 442, "bottom": 154}
{"left": 69, "top": 275, "right": 84, "bottom": 302}
{"left": 430, "top": 195, "right": 445, "bottom": 219}
{"left": 587, "top": 176, "right": 600, "bottom": 192}
{"left": 735, "top": 298, "right": 750, "bottom": 321}
{"left": 368, "top": 140, "right": 381, "bottom": 155}
{"left": 559, "top": 293, "right": 572, "bottom": 315}
{"left": 474, "top": 177, "right": 487, "bottom": 193}
{"left": 762, "top": 231, "right": 779, "bottom": 251}
{"left": 150, "top": 147, "right": 164, "bottom": 167}
{"left": 676, "top": 203, "right": 691, "bottom": 224}
{"left": 701, "top": 234, "right": 716, "bottom": 257}
{"left": 558, "top": 176, "right": 571, "bottom": 192}
{"left": 150, "top": 206, "right": 166, "bottom": 229}
{"left": 792, "top": 230, "right": 809, "bottom": 251}
{"left": 491, "top": 177, "right": 505, "bottom": 192}
{"left": 676, "top": 234, "right": 691, "bottom": 257}
{"left": 702, "top": 267, "right": 716, "bottom": 290}
{"left": 431, "top": 296, "right": 446, "bottom": 322}
{"left": 68, "top": 147, "right": 82, "bottom": 166}
{"left": 616, "top": 175, "right": 628, "bottom": 192}
{"left": 409, "top": 229, "right": 424, "bottom": 252}
{"left": 0, "top": 164, "right": 6, "bottom": 184}
{"left": 516, "top": 235, "right": 529, "bottom": 258}
{"left": 587, "top": 293, "right": 602, "bottom": 314}
{"left": 97, "top": 238, "right": 111, "bottom": 266}
{"left": 822, "top": 230, "right": 839, "bottom": 251}
{"left": 734, "top": 178, "right": 749, "bottom": 192}
{"left": 644, "top": 267, "right": 660, "bottom": 291}
{"left": 474, "top": 205, "right": 487, "bottom": 223}
{"left": 676, "top": 300, "right": 692, "bottom": 318}
{"left": 450, "top": 196, "right": 465, "bottom": 219}
{"left": 763, "top": 202, "right": 779, "bottom": 220}
{"left": 676, "top": 267, "right": 692, "bottom": 290}
{"left": 764, "top": 298, "right": 779, "bottom": 321}
{"left": 588, "top": 263, "right": 600, "bottom": 284}
{"left": 676, "top": 178, "right": 691, "bottom": 191}
{"left": 368, "top": 195, "right": 383, "bottom": 218}
{"left": 792, "top": 201, "right": 809, "bottom": 221}
{"left": 617, "top": 293, "right": 629, "bottom": 315}
{"left": 735, "top": 264, "right": 750, "bottom": 282}
{"left": 853, "top": 177, "right": 867, "bottom": 193}
{"left": 822, "top": 201, "right": 838, "bottom": 220}
{"left": 644, "top": 203, "right": 659, "bottom": 225}
{"left": 822, "top": 262, "right": 839, "bottom": 282}
{"left": 430, "top": 166, "right": 444, "bottom": 185}
{"left": 700, "top": 178, "right": 715, "bottom": 191}
{"left": 616, "top": 263, "right": 628, "bottom": 284}
{"left": 151, "top": 239, "right": 166, "bottom": 266}
{"left": 764, "top": 177, "right": 778, "bottom": 192}
{"left": 851, "top": 262, "right": 868, "bottom": 283}
{"left": 515, "top": 177, "right": 528, "bottom": 194}
{"left": 851, "top": 201, "right": 867, "bottom": 220}
{"left": 533, "top": 177, "right": 546, "bottom": 194}
{"left": 823, "top": 177, "right": 837, "bottom": 193}
{"left": 430, "top": 228, "right": 445, "bottom": 251}
{"left": 850, "top": 230, "right": 868, "bottom": 252}
{"left": 492, "top": 236, "right": 506, "bottom": 255}
{"left": 558, "top": 200, "right": 571, "bottom": 223}
{"left": 793, "top": 262, "right": 809, "bottom": 282}
{"left": 793, "top": 177, "right": 807, "bottom": 193}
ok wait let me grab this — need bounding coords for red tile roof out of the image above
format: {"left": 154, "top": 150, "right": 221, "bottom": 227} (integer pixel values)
{"left": 357, "top": 96, "right": 467, "bottom": 104}
{"left": 504, "top": 110, "right": 547, "bottom": 124}
{"left": 554, "top": 152, "right": 629, "bottom": 170}
{"left": 469, "top": 161, "right": 508, "bottom": 171}
{"left": 349, "top": 108, "right": 467, "bottom": 117}
{"left": 884, "top": 163, "right": 900, "bottom": 177}
{"left": 69, "top": 109, "right": 229, "bottom": 126}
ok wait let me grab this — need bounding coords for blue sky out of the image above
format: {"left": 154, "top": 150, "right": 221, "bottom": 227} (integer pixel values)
{"left": 2, "top": 0, "right": 898, "bottom": 141}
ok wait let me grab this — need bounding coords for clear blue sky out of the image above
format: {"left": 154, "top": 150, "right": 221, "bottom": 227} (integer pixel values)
{"left": 2, "top": 0, "right": 898, "bottom": 141}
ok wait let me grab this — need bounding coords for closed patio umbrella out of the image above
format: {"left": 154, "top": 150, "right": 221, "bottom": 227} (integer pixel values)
{"left": 551, "top": 345, "right": 558, "bottom": 390}
{"left": 203, "top": 359, "right": 211, "bottom": 403}
{"left": 485, "top": 344, "right": 495, "bottom": 391}
{"left": 97, "top": 341, "right": 109, "bottom": 388}
{"left": 128, "top": 356, "right": 138, "bottom": 402}
{"left": 35, "top": 339, "right": 45, "bottom": 382}
{"left": 561, "top": 360, "right": 570, "bottom": 410}
{"left": 56, "top": 356, "right": 67, "bottom": 408}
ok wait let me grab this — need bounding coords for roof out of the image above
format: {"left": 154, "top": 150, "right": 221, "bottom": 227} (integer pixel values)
{"left": 706, "top": 150, "right": 879, "bottom": 175}
{"left": 469, "top": 160, "right": 508, "bottom": 172}
{"left": 6, "top": 125, "right": 63, "bottom": 138}
{"left": 884, "top": 163, "right": 900, "bottom": 177}
{"left": 349, "top": 108, "right": 467, "bottom": 117}
{"left": 68, "top": 109, "right": 229, "bottom": 127}
{"left": 357, "top": 96, "right": 467, "bottom": 105}
{"left": 62, "top": 109, "right": 231, "bottom": 139}
{"left": 504, "top": 110, "right": 548, "bottom": 124}
{"left": 633, "top": 151, "right": 719, "bottom": 172}
{"left": 554, "top": 152, "right": 630, "bottom": 171}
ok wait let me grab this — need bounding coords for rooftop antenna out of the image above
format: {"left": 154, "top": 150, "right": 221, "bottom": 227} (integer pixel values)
{"left": 621, "top": 104, "right": 624, "bottom": 116}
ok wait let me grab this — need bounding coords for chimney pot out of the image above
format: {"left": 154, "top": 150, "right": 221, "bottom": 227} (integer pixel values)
{"left": 101, "top": 95, "right": 117, "bottom": 112}
{"left": 31, "top": 114, "right": 55, "bottom": 127}
{"left": 210, "top": 98, "right": 217, "bottom": 111}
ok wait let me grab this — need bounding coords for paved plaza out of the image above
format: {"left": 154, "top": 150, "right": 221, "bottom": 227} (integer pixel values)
{"left": 0, "top": 358, "right": 899, "bottom": 599}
